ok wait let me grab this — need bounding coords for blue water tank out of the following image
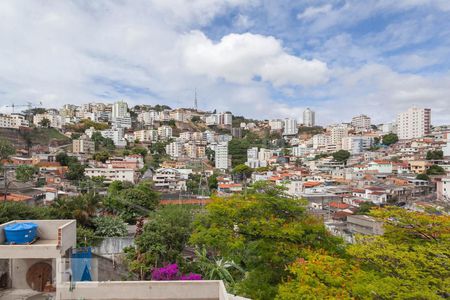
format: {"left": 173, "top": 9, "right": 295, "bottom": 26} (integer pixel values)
{"left": 4, "top": 222, "right": 38, "bottom": 244}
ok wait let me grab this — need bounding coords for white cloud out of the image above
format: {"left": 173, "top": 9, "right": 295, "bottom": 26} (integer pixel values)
{"left": 181, "top": 31, "right": 329, "bottom": 86}
{"left": 297, "top": 4, "right": 333, "bottom": 20}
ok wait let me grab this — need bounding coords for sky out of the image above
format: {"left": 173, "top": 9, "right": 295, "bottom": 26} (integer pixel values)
{"left": 0, "top": 0, "right": 449, "bottom": 125}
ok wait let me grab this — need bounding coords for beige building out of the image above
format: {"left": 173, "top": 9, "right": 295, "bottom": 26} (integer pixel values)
{"left": 72, "top": 136, "right": 95, "bottom": 154}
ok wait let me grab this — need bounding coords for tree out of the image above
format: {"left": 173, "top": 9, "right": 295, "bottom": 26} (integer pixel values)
{"left": 356, "top": 201, "right": 376, "bottom": 215}
{"left": 0, "top": 138, "right": 15, "bottom": 160}
{"left": 66, "top": 162, "right": 85, "bottom": 181}
{"left": 15, "top": 165, "right": 37, "bottom": 182}
{"left": 332, "top": 150, "right": 351, "bottom": 163}
{"left": 276, "top": 250, "right": 362, "bottom": 299}
{"left": 132, "top": 146, "right": 148, "bottom": 157}
{"left": 277, "top": 208, "right": 450, "bottom": 299}
{"left": 94, "top": 216, "right": 127, "bottom": 237}
{"left": 208, "top": 174, "right": 218, "bottom": 191}
{"left": 104, "top": 180, "right": 159, "bottom": 223}
{"left": 382, "top": 133, "right": 399, "bottom": 146}
{"left": 0, "top": 201, "right": 52, "bottom": 224}
{"left": 347, "top": 208, "right": 450, "bottom": 299}
{"left": 193, "top": 247, "right": 243, "bottom": 290}
{"left": 426, "top": 164, "right": 446, "bottom": 175}
{"left": 231, "top": 164, "right": 253, "bottom": 182}
{"left": 125, "top": 205, "right": 195, "bottom": 278}
{"left": 426, "top": 150, "right": 444, "bottom": 160}
{"left": 191, "top": 116, "right": 201, "bottom": 123}
{"left": 416, "top": 173, "right": 430, "bottom": 181}
{"left": 51, "top": 193, "right": 101, "bottom": 226}
{"left": 190, "top": 181, "right": 343, "bottom": 299}
{"left": 93, "top": 150, "right": 110, "bottom": 163}
{"left": 39, "top": 117, "right": 51, "bottom": 128}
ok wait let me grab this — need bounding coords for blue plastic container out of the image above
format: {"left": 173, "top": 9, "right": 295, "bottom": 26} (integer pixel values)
{"left": 4, "top": 222, "right": 38, "bottom": 244}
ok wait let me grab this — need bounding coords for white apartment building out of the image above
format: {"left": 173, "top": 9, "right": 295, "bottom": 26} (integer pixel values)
{"left": 134, "top": 129, "right": 158, "bottom": 142}
{"left": 283, "top": 119, "right": 298, "bottom": 136}
{"left": 137, "top": 110, "right": 158, "bottom": 125}
{"left": 33, "top": 113, "right": 65, "bottom": 129}
{"left": 112, "top": 116, "right": 132, "bottom": 129}
{"left": 205, "top": 112, "right": 232, "bottom": 126}
{"left": 158, "top": 125, "right": 173, "bottom": 140}
{"left": 342, "top": 136, "right": 374, "bottom": 154}
{"left": 396, "top": 107, "right": 431, "bottom": 140}
{"left": 100, "top": 128, "right": 127, "bottom": 147}
{"left": 0, "top": 114, "right": 29, "bottom": 129}
{"left": 312, "top": 134, "right": 331, "bottom": 149}
{"left": 303, "top": 108, "right": 315, "bottom": 127}
{"left": 292, "top": 144, "right": 309, "bottom": 157}
{"left": 215, "top": 142, "right": 229, "bottom": 170}
{"left": 165, "top": 141, "right": 184, "bottom": 159}
{"left": 381, "top": 123, "right": 396, "bottom": 134}
{"left": 443, "top": 136, "right": 450, "bottom": 157}
{"left": 351, "top": 114, "right": 371, "bottom": 131}
{"left": 72, "top": 136, "right": 95, "bottom": 154}
{"left": 112, "top": 100, "right": 129, "bottom": 120}
{"left": 330, "top": 125, "right": 349, "bottom": 150}
{"left": 85, "top": 166, "right": 136, "bottom": 183}
{"left": 269, "top": 119, "right": 284, "bottom": 131}
{"left": 437, "top": 177, "right": 450, "bottom": 202}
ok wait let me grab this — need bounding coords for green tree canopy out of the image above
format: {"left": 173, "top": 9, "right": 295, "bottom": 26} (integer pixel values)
{"left": 0, "top": 138, "right": 15, "bottom": 160}
{"left": 190, "top": 181, "right": 343, "bottom": 299}
{"left": 426, "top": 150, "right": 444, "bottom": 160}
{"left": 382, "top": 133, "right": 399, "bottom": 146}
{"left": 332, "top": 150, "right": 351, "bottom": 162}
{"left": 15, "top": 165, "right": 38, "bottom": 182}
{"left": 426, "top": 164, "right": 446, "bottom": 175}
{"left": 125, "top": 205, "right": 195, "bottom": 278}
{"left": 94, "top": 216, "right": 127, "bottom": 237}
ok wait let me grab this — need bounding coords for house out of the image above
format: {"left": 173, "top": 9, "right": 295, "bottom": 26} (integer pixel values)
{"left": 347, "top": 215, "right": 384, "bottom": 236}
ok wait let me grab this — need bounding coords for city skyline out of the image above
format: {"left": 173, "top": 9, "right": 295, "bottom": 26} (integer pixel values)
{"left": 0, "top": 1, "right": 449, "bottom": 125}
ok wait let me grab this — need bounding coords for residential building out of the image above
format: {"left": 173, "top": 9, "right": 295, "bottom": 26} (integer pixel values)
{"left": 111, "top": 100, "right": 129, "bottom": 120}
{"left": 72, "top": 136, "right": 95, "bottom": 154}
{"left": 215, "top": 142, "right": 229, "bottom": 170}
{"left": 342, "top": 136, "right": 374, "bottom": 154}
{"left": 158, "top": 125, "right": 173, "bottom": 140}
{"left": 330, "top": 125, "right": 348, "bottom": 150}
{"left": 303, "top": 108, "right": 315, "bottom": 127}
{"left": 0, "top": 113, "right": 29, "bottom": 129}
{"left": 396, "top": 107, "right": 431, "bottom": 139}
{"left": 351, "top": 114, "right": 371, "bottom": 131}
{"left": 437, "top": 177, "right": 450, "bottom": 202}
{"left": 269, "top": 119, "right": 284, "bottom": 131}
{"left": 134, "top": 129, "right": 158, "bottom": 142}
{"left": 283, "top": 119, "right": 298, "bottom": 136}
{"left": 312, "top": 134, "right": 331, "bottom": 149}
{"left": 84, "top": 166, "right": 136, "bottom": 183}
{"left": 347, "top": 215, "right": 384, "bottom": 236}
{"left": 100, "top": 128, "right": 127, "bottom": 147}
{"left": 166, "top": 141, "right": 184, "bottom": 159}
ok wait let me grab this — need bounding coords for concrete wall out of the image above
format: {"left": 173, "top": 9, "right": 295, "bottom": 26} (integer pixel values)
{"left": 92, "top": 237, "right": 134, "bottom": 256}
{"left": 58, "top": 281, "right": 227, "bottom": 300}
{"left": 11, "top": 258, "right": 54, "bottom": 289}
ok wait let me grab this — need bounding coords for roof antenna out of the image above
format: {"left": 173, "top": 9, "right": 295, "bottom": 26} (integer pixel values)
{"left": 194, "top": 88, "right": 198, "bottom": 110}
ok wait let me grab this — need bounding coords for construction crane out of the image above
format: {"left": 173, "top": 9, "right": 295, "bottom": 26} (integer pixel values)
{"left": 5, "top": 101, "right": 42, "bottom": 113}
{"left": 5, "top": 102, "right": 31, "bottom": 113}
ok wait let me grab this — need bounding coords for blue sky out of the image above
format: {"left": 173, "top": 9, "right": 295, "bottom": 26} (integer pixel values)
{"left": 0, "top": 0, "right": 449, "bottom": 124}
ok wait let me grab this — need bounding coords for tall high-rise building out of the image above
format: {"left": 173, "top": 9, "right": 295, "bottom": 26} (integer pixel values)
{"left": 330, "top": 124, "right": 349, "bottom": 150}
{"left": 112, "top": 100, "right": 129, "bottom": 120}
{"left": 283, "top": 119, "right": 298, "bottom": 136}
{"left": 215, "top": 142, "right": 229, "bottom": 170}
{"left": 351, "top": 114, "right": 371, "bottom": 131}
{"left": 396, "top": 107, "right": 431, "bottom": 140}
{"left": 303, "top": 108, "right": 315, "bottom": 127}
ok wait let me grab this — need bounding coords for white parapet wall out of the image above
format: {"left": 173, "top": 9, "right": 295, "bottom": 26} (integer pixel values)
{"left": 57, "top": 280, "right": 229, "bottom": 300}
